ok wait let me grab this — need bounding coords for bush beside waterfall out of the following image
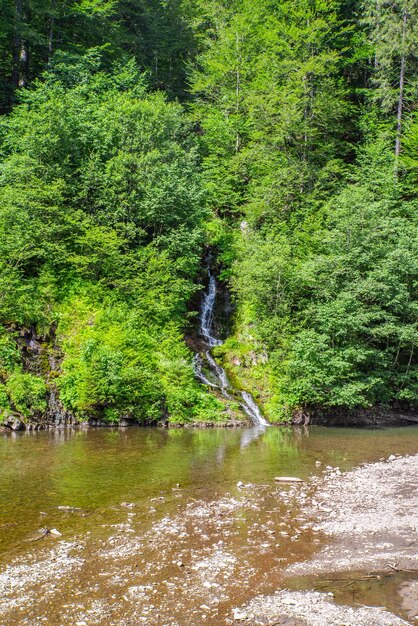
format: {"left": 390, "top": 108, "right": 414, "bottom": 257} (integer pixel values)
{"left": 0, "top": 60, "right": 223, "bottom": 425}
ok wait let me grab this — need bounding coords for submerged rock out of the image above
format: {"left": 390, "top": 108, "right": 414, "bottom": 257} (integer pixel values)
{"left": 57, "top": 506, "right": 83, "bottom": 513}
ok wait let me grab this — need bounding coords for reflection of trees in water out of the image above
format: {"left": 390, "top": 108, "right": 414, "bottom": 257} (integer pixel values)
{"left": 260, "top": 426, "right": 300, "bottom": 459}
{"left": 293, "top": 426, "right": 311, "bottom": 442}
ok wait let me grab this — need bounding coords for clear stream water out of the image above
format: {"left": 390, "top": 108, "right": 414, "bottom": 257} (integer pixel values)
{"left": 0, "top": 426, "right": 417, "bottom": 623}
{"left": 1, "top": 426, "right": 417, "bottom": 555}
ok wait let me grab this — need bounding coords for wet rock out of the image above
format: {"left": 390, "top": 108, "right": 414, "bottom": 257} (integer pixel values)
{"left": 399, "top": 580, "right": 418, "bottom": 620}
{"left": 119, "top": 417, "right": 136, "bottom": 427}
{"left": 4, "top": 416, "right": 25, "bottom": 431}
{"left": 27, "top": 527, "right": 50, "bottom": 542}
{"left": 232, "top": 608, "right": 248, "bottom": 621}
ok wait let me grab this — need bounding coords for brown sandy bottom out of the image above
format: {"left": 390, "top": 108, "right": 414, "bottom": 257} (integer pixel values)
{"left": 0, "top": 454, "right": 417, "bottom": 625}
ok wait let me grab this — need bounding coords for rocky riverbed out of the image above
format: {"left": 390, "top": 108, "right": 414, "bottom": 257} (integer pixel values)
{"left": 239, "top": 453, "right": 418, "bottom": 625}
{"left": 0, "top": 450, "right": 417, "bottom": 625}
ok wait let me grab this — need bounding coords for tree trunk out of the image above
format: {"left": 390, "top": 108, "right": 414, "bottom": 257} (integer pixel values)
{"left": 394, "top": 9, "right": 407, "bottom": 167}
{"left": 48, "top": 17, "right": 55, "bottom": 59}
{"left": 11, "top": 0, "right": 30, "bottom": 89}
{"left": 19, "top": 39, "right": 29, "bottom": 87}
{"left": 11, "top": 0, "right": 23, "bottom": 89}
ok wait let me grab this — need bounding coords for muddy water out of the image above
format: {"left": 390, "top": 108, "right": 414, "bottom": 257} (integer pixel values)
{"left": 0, "top": 425, "right": 417, "bottom": 625}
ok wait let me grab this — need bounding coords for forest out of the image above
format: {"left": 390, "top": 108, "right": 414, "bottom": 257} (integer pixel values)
{"left": 0, "top": 0, "right": 417, "bottom": 426}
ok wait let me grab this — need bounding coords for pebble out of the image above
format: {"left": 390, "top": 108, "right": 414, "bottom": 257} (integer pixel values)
{"left": 282, "top": 598, "right": 296, "bottom": 606}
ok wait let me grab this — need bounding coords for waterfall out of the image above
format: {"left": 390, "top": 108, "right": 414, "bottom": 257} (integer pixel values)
{"left": 199, "top": 273, "right": 222, "bottom": 348}
{"left": 241, "top": 392, "right": 269, "bottom": 427}
{"left": 205, "top": 351, "right": 230, "bottom": 395}
{"left": 193, "top": 354, "right": 216, "bottom": 388}
{"left": 196, "top": 264, "right": 269, "bottom": 427}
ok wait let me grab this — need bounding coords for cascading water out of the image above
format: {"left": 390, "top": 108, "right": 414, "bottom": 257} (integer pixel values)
{"left": 193, "top": 354, "right": 216, "bottom": 388}
{"left": 199, "top": 273, "right": 221, "bottom": 348}
{"left": 241, "top": 392, "right": 269, "bottom": 426}
{"left": 195, "top": 264, "right": 269, "bottom": 427}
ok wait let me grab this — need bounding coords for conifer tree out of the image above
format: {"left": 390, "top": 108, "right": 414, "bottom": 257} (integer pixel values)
{"left": 362, "top": 0, "right": 418, "bottom": 162}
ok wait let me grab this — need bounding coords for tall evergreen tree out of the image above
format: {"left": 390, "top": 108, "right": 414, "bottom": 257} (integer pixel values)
{"left": 362, "top": 0, "right": 418, "bottom": 162}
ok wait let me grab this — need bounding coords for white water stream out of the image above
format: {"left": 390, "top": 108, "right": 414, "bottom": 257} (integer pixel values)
{"left": 195, "top": 266, "right": 269, "bottom": 427}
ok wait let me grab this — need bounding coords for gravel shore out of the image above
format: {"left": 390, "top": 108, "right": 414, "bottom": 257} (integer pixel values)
{"left": 235, "top": 453, "right": 418, "bottom": 625}
{"left": 0, "top": 453, "right": 417, "bottom": 625}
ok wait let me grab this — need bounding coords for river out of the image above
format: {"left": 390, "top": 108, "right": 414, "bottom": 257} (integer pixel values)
{"left": 0, "top": 425, "right": 417, "bottom": 624}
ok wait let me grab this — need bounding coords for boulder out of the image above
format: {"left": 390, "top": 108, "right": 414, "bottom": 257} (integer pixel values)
{"left": 4, "top": 416, "right": 25, "bottom": 431}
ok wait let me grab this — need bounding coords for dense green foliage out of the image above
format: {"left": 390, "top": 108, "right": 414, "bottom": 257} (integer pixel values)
{"left": 0, "top": 0, "right": 417, "bottom": 424}
{"left": 0, "top": 0, "right": 197, "bottom": 109}
{"left": 192, "top": 0, "right": 418, "bottom": 420}
{"left": 0, "top": 57, "right": 222, "bottom": 424}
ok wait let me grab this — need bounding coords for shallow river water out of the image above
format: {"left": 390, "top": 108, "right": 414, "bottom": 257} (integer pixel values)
{"left": 1, "top": 425, "right": 417, "bottom": 624}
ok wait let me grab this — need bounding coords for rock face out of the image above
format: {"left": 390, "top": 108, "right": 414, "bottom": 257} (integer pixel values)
{"left": 45, "top": 385, "right": 76, "bottom": 427}
{"left": 10, "top": 325, "right": 78, "bottom": 430}
{"left": 292, "top": 406, "right": 418, "bottom": 427}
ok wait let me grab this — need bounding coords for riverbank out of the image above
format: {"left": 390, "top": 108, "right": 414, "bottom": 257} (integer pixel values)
{"left": 0, "top": 427, "right": 417, "bottom": 625}
{"left": 236, "top": 453, "right": 418, "bottom": 624}
{"left": 295, "top": 407, "right": 418, "bottom": 428}
{"left": 0, "top": 418, "right": 250, "bottom": 433}
{"left": 3, "top": 408, "right": 418, "bottom": 432}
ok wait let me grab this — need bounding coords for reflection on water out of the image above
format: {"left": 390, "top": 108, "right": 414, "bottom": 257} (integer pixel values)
{"left": 0, "top": 425, "right": 417, "bottom": 557}
{"left": 240, "top": 425, "right": 266, "bottom": 448}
